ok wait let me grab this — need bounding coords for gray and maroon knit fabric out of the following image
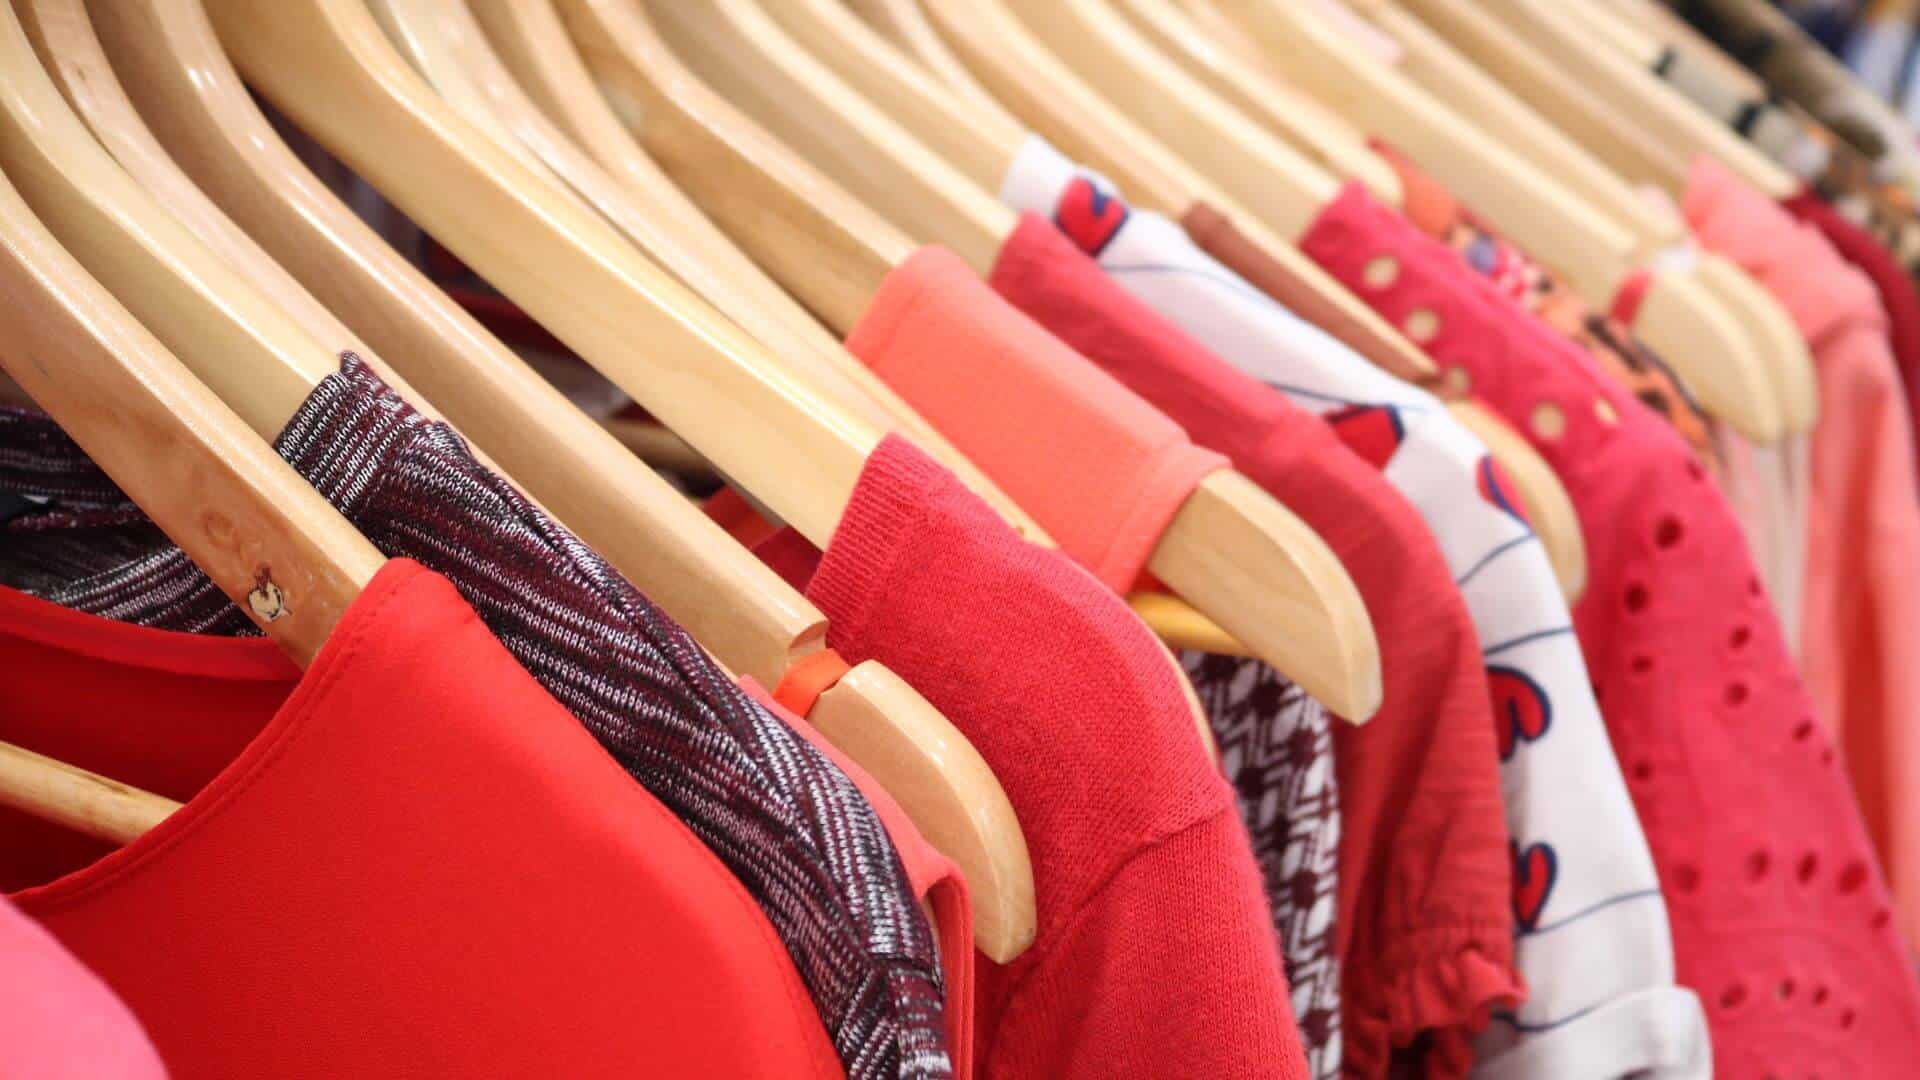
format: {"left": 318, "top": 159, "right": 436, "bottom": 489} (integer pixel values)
{"left": 0, "top": 355, "right": 949, "bottom": 1080}
{"left": 1184, "top": 651, "right": 1344, "bottom": 1080}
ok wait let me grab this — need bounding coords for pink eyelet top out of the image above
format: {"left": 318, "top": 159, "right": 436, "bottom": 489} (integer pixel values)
{"left": 1301, "top": 181, "right": 1920, "bottom": 1078}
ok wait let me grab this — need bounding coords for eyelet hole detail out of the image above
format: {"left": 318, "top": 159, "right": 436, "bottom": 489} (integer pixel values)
{"left": 1624, "top": 583, "right": 1650, "bottom": 614}
{"left": 1838, "top": 862, "right": 1868, "bottom": 894}
{"left": 1673, "top": 864, "right": 1701, "bottom": 892}
{"left": 1404, "top": 308, "right": 1441, "bottom": 343}
{"left": 1725, "top": 681, "right": 1750, "bottom": 707}
{"left": 1362, "top": 255, "right": 1400, "bottom": 289}
{"left": 1746, "top": 851, "right": 1770, "bottom": 881}
{"left": 1594, "top": 398, "right": 1620, "bottom": 425}
{"left": 1730, "top": 624, "right": 1752, "bottom": 650}
{"left": 1719, "top": 982, "right": 1748, "bottom": 1010}
{"left": 1630, "top": 654, "right": 1654, "bottom": 675}
{"left": 1530, "top": 401, "right": 1567, "bottom": 439}
{"left": 1797, "top": 853, "right": 1819, "bottom": 884}
{"left": 1654, "top": 516, "right": 1684, "bottom": 549}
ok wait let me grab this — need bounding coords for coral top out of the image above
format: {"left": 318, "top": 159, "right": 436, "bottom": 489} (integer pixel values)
{"left": 0, "top": 561, "right": 845, "bottom": 1078}
{"left": 748, "top": 435, "right": 1310, "bottom": 1079}
{"left": 1303, "top": 180, "right": 1920, "bottom": 1077}
{"left": 844, "top": 247, "right": 1226, "bottom": 592}
{"left": 1687, "top": 158, "right": 1920, "bottom": 948}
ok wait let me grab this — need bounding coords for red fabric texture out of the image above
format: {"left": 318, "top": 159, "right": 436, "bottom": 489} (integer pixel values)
{"left": 1301, "top": 181, "right": 1920, "bottom": 1077}
{"left": 988, "top": 215, "right": 1520, "bottom": 1079}
{"left": 0, "top": 894, "right": 166, "bottom": 1078}
{"left": 740, "top": 676, "right": 976, "bottom": 1079}
{"left": 746, "top": 434, "right": 1308, "bottom": 1079}
{"left": 1783, "top": 188, "right": 1920, "bottom": 451}
{"left": 844, "top": 246, "right": 1228, "bottom": 593}
{"left": 0, "top": 561, "right": 842, "bottom": 1079}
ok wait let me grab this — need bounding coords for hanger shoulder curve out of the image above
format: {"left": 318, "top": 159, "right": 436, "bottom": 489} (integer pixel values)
{"left": 509, "top": 0, "right": 1056, "bottom": 544}
{"left": 1009, "top": 0, "right": 1339, "bottom": 239}
{"left": 1150, "top": 469, "right": 1383, "bottom": 722}
{"left": 1636, "top": 270, "right": 1786, "bottom": 443}
{"left": 1108, "top": 0, "right": 1405, "bottom": 206}
{"left": 1444, "top": 400, "right": 1586, "bottom": 602}
{"left": 1695, "top": 254, "right": 1820, "bottom": 433}
{"left": 812, "top": 661, "right": 1037, "bottom": 961}
{"left": 552, "top": 0, "right": 910, "bottom": 333}
{"left": 640, "top": 0, "right": 1014, "bottom": 275}
{"left": 81, "top": 0, "right": 856, "bottom": 685}
{"left": 205, "top": 0, "right": 885, "bottom": 551}
{"left": 0, "top": 156, "right": 382, "bottom": 666}
{"left": 755, "top": 0, "right": 1027, "bottom": 191}
{"left": 0, "top": 1, "right": 332, "bottom": 438}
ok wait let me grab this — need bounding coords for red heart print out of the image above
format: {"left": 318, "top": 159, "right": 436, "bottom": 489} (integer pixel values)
{"left": 1054, "top": 177, "right": 1130, "bottom": 257}
{"left": 1324, "top": 405, "right": 1406, "bottom": 470}
{"left": 1489, "top": 665, "right": 1552, "bottom": 761}
{"left": 1511, "top": 841, "right": 1558, "bottom": 931}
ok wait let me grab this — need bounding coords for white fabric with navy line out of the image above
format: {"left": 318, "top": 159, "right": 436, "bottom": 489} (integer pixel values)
{"left": 1002, "top": 134, "right": 1709, "bottom": 1078}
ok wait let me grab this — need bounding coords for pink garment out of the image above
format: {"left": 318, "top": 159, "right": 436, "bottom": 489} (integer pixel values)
{"left": 1301, "top": 180, "right": 1920, "bottom": 1077}
{"left": 0, "top": 894, "right": 166, "bottom": 1078}
{"left": 844, "top": 246, "right": 1227, "bottom": 592}
{"left": 1685, "top": 156, "right": 1920, "bottom": 948}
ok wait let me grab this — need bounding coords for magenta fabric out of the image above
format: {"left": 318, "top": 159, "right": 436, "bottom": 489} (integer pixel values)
{"left": 1301, "top": 180, "right": 1920, "bottom": 1077}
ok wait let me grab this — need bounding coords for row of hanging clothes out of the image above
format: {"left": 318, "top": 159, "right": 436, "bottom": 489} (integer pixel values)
{"left": 0, "top": 0, "right": 1916, "bottom": 1077}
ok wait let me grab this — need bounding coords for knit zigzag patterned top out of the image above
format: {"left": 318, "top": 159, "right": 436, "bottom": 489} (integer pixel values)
{"left": 0, "top": 355, "right": 949, "bottom": 1080}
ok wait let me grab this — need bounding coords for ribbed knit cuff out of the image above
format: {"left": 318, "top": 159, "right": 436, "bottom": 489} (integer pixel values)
{"left": 806, "top": 434, "right": 947, "bottom": 653}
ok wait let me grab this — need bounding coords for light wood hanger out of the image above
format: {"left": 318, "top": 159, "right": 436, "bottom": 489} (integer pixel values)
{"left": 87, "top": 0, "right": 1034, "bottom": 960}
{"left": 1457, "top": 0, "right": 1800, "bottom": 201}
{"left": 637, "top": 0, "right": 1016, "bottom": 273}
{"left": 0, "top": 144, "right": 382, "bottom": 844}
{"left": 1446, "top": 401, "right": 1587, "bottom": 601}
{"left": 760, "top": 0, "right": 1585, "bottom": 610}
{"left": 481, "top": 0, "right": 1236, "bottom": 693}
{"left": 846, "top": 0, "right": 1011, "bottom": 119}
{"left": 757, "top": 0, "right": 1571, "bottom": 614}
{"left": 1367, "top": 0, "right": 1819, "bottom": 434}
{"left": 1001, "top": 2, "right": 1350, "bottom": 239}
{"left": 1104, "top": 0, "right": 1404, "bottom": 204}
{"left": 80, "top": 0, "right": 832, "bottom": 705}
{"left": 551, "top": 0, "right": 1386, "bottom": 722}
{"left": 364, "top": 0, "right": 1053, "bottom": 549}
{"left": 812, "top": 0, "right": 1439, "bottom": 383}
{"left": 1190, "top": 0, "right": 1786, "bottom": 444}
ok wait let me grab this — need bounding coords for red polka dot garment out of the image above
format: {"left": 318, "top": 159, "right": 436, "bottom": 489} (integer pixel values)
{"left": 1302, "top": 182, "right": 1920, "bottom": 1078}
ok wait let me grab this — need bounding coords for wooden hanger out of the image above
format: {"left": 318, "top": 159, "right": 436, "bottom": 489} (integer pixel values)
{"left": 636, "top": 0, "right": 1016, "bottom": 273}
{"left": 0, "top": 140, "right": 383, "bottom": 845}
{"left": 846, "top": 0, "right": 1012, "bottom": 119}
{"left": 1446, "top": 401, "right": 1587, "bottom": 600}
{"left": 759, "top": 0, "right": 1583, "bottom": 609}
{"left": 1104, "top": 0, "right": 1404, "bottom": 204}
{"left": 364, "top": 0, "right": 1053, "bottom": 549}
{"left": 84, "top": 0, "right": 1035, "bottom": 960}
{"left": 1006, "top": 0, "right": 1345, "bottom": 240}
{"left": 1188, "top": 0, "right": 1785, "bottom": 445}
{"left": 802, "top": 0, "right": 1439, "bottom": 382}
{"left": 1457, "top": 0, "right": 1800, "bottom": 201}
{"left": 477, "top": 0, "right": 1244, "bottom": 700}
{"left": 1367, "top": 0, "right": 1819, "bottom": 435}
{"left": 550, "top": 0, "right": 1386, "bottom": 722}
